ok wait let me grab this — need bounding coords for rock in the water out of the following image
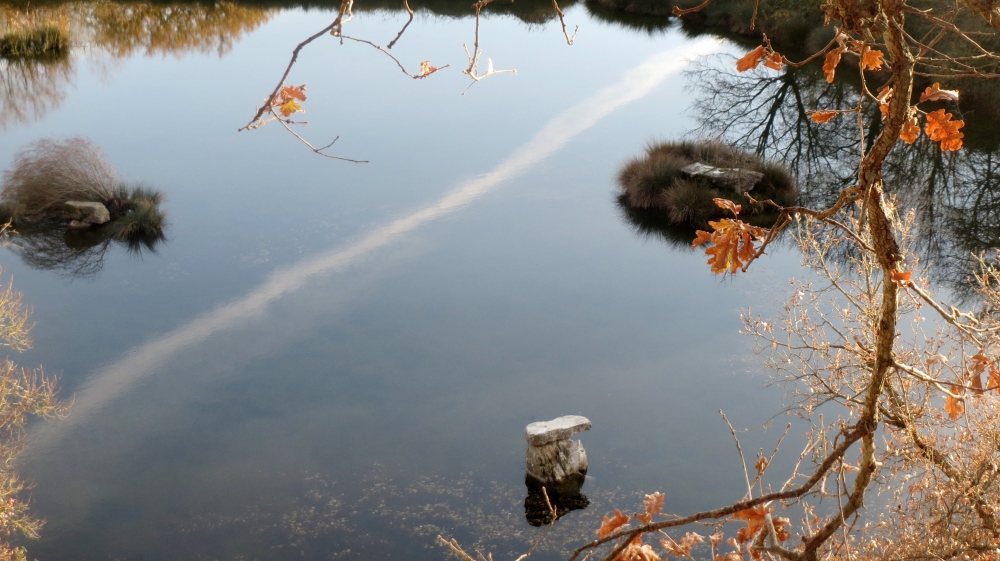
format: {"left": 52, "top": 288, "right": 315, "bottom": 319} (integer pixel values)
{"left": 681, "top": 162, "right": 764, "bottom": 192}
{"left": 63, "top": 201, "right": 110, "bottom": 226}
{"left": 525, "top": 415, "right": 591, "bottom": 490}
{"left": 526, "top": 415, "right": 591, "bottom": 446}
{"left": 526, "top": 438, "right": 588, "bottom": 485}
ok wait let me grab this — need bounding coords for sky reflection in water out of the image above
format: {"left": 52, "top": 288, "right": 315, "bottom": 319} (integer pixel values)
{"left": 1, "top": 5, "right": 806, "bottom": 560}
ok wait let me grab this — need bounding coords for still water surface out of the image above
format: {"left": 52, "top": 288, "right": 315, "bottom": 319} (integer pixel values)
{"left": 1, "top": 3, "right": 810, "bottom": 559}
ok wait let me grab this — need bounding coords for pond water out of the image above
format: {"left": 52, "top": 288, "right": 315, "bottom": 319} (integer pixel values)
{"left": 1, "top": 1, "right": 983, "bottom": 560}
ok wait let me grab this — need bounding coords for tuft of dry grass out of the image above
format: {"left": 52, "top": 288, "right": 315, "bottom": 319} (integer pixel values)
{"left": 615, "top": 140, "right": 797, "bottom": 229}
{"left": 1, "top": 137, "right": 119, "bottom": 217}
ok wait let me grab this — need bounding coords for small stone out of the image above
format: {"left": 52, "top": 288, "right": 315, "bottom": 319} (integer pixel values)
{"left": 67, "top": 220, "right": 90, "bottom": 229}
{"left": 680, "top": 162, "right": 764, "bottom": 192}
{"left": 63, "top": 201, "right": 110, "bottom": 225}
{"left": 526, "top": 415, "right": 591, "bottom": 446}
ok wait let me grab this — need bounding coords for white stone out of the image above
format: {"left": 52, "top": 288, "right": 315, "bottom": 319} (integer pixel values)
{"left": 63, "top": 201, "right": 110, "bottom": 225}
{"left": 680, "top": 162, "right": 763, "bottom": 192}
{"left": 526, "top": 415, "right": 591, "bottom": 446}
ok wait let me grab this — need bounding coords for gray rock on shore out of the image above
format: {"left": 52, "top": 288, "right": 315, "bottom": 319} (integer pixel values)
{"left": 63, "top": 201, "right": 110, "bottom": 228}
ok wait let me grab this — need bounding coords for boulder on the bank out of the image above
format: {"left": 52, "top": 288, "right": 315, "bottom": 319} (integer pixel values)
{"left": 62, "top": 201, "right": 110, "bottom": 226}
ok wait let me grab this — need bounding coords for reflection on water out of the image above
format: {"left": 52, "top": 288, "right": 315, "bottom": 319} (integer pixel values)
{"left": 0, "top": 1, "right": 276, "bottom": 127}
{"left": 686, "top": 55, "right": 1000, "bottom": 295}
{"left": 11, "top": 221, "right": 162, "bottom": 277}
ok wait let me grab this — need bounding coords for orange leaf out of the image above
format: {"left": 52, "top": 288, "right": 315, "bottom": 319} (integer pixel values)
{"left": 736, "top": 46, "right": 767, "bottom": 72}
{"left": 598, "top": 509, "right": 630, "bottom": 538}
{"left": 925, "top": 109, "right": 965, "bottom": 151}
{"left": 763, "top": 51, "right": 784, "bottom": 70}
{"left": 823, "top": 47, "right": 843, "bottom": 83}
{"left": 692, "top": 230, "right": 713, "bottom": 248}
{"left": 900, "top": 114, "right": 920, "bottom": 144}
{"left": 713, "top": 197, "right": 741, "bottom": 216}
{"left": 890, "top": 269, "right": 912, "bottom": 286}
{"left": 419, "top": 60, "right": 438, "bottom": 76}
{"left": 278, "top": 99, "right": 302, "bottom": 117}
{"left": 970, "top": 352, "right": 990, "bottom": 375}
{"left": 919, "top": 82, "right": 959, "bottom": 103}
{"left": 989, "top": 364, "right": 1000, "bottom": 392}
{"left": 861, "top": 46, "right": 885, "bottom": 70}
{"left": 280, "top": 84, "right": 307, "bottom": 102}
{"left": 697, "top": 218, "right": 768, "bottom": 275}
{"left": 944, "top": 394, "right": 965, "bottom": 420}
{"left": 810, "top": 110, "right": 839, "bottom": 123}
{"left": 879, "top": 104, "right": 890, "bottom": 120}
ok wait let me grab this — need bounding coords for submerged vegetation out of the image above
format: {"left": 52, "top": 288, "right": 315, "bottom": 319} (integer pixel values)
{"left": 616, "top": 141, "right": 796, "bottom": 230}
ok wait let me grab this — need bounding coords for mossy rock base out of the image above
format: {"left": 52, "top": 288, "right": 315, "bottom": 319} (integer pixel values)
{"left": 616, "top": 140, "right": 797, "bottom": 232}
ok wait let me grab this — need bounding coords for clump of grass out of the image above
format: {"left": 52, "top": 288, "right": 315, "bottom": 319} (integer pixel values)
{"left": 104, "top": 184, "right": 166, "bottom": 242}
{"left": 0, "top": 137, "right": 166, "bottom": 246}
{"left": 1, "top": 137, "right": 119, "bottom": 217}
{"left": 0, "top": 27, "right": 69, "bottom": 60}
{"left": 616, "top": 140, "right": 797, "bottom": 230}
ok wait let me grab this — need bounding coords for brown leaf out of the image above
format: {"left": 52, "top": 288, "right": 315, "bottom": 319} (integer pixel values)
{"left": 280, "top": 84, "right": 307, "bottom": 102}
{"left": 890, "top": 269, "right": 912, "bottom": 286}
{"left": 810, "top": 110, "right": 839, "bottom": 123}
{"left": 823, "top": 47, "right": 843, "bottom": 83}
{"left": 925, "top": 109, "right": 965, "bottom": 152}
{"left": 644, "top": 492, "right": 665, "bottom": 518}
{"left": 900, "top": 114, "right": 920, "bottom": 144}
{"left": 920, "top": 83, "right": 960, "bottom": 103}
{"left": 754, "top": 457, "right": 768, "bottom": 475}
{"left": 419, "top": 60, "right": 439, "bottom": 76}
{"left": 861, "top": 46, "right": 885, "bottom": 70}
{"left": 599, "top": 509, "right": 631, "bottom": 538}
{"left": 944, "top": 394, "right": 965, "bottom": 420}
{"left": 763, "top": 51, "right": 783, "bottom": 71}
{"left": 714, "top": 197, "right": 741, "bottom": 216}
{"left": 736, "top": 46, "right": 766, "bottom": 72}
{"left": 278, "top": 99, "right": 302, "bottom": 117}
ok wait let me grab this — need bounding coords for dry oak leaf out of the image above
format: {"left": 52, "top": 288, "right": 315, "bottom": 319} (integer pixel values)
{"left": 616, "top": 543, "right": 661, "bottom": 561}
{"left": 754, "top": 456, "right": 768, "bottom": 475}
{"left": 890, "top": 269, "right": 912, "bottom": 286}
{"left": 920, "top": 83, "right": 959, "bottom": 103}
{"left": 599, "top": 509, "right": 631, "bottom": 538}
{"left": 925, "top": 109, "right": 965, "bottom": 151}
{"left": 734, "top": 506, "right": 769, "bottom": 543}
{"left": 714, "top": 197, "right": 741, "bottom": 216}
{"left": 419, "top": 60, "right": 438, "bottom": 76}
{"left": 715, "top": 554, "right": 742, "bottom": 561}
{"left": 280, "top": 84, "right": 307, "bottom": 102}
{"left": 694, "top": 217, "right": 768, "bottom": 275}
{"left": 763, "top": 51, "right": 784, "bottom": 71}
{"left": 989, "top": 364, "right": 1000, "bottom": 391}
{"left": 278, "top": 99, "right": 302, "bottom": 117}
{"left": 811, "top": 110, "right": 839, "bottom": 123}
{"left": 944, "top": 394, "right": 965, "bottom": 420}
{"left": 636, "top": 492, "right": 665, "bottom": 524}
{"left": 823, "top": 47, "right": 843, "bottom": 83}
{"left": 860, "top": 46, "right": 885, "bottom": 70}
{"left": 900, "top": 114, "right": 920, "bottom": 144}
{"left": 736, "top": 46, "right": 767, "bottom": 72}
{"left": 661, "top": 532, "right": 704, "bottom": 558}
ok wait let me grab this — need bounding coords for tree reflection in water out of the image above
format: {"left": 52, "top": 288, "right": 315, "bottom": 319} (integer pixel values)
{"left": 10, "top": 220, "right": 164, "bottom": 278}
{"left": 684, "top": 56, "right": 1000, "bottom": 297}
{"left": 0, "top": 1, "right": 276, "bottom": 127}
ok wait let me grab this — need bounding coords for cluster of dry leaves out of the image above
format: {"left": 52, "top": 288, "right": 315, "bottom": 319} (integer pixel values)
{"left": 595, "top": 492, "right": 792, "bottom": 561}
{"left": 691, "top": 199, "right": 768, "bottom": 275}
